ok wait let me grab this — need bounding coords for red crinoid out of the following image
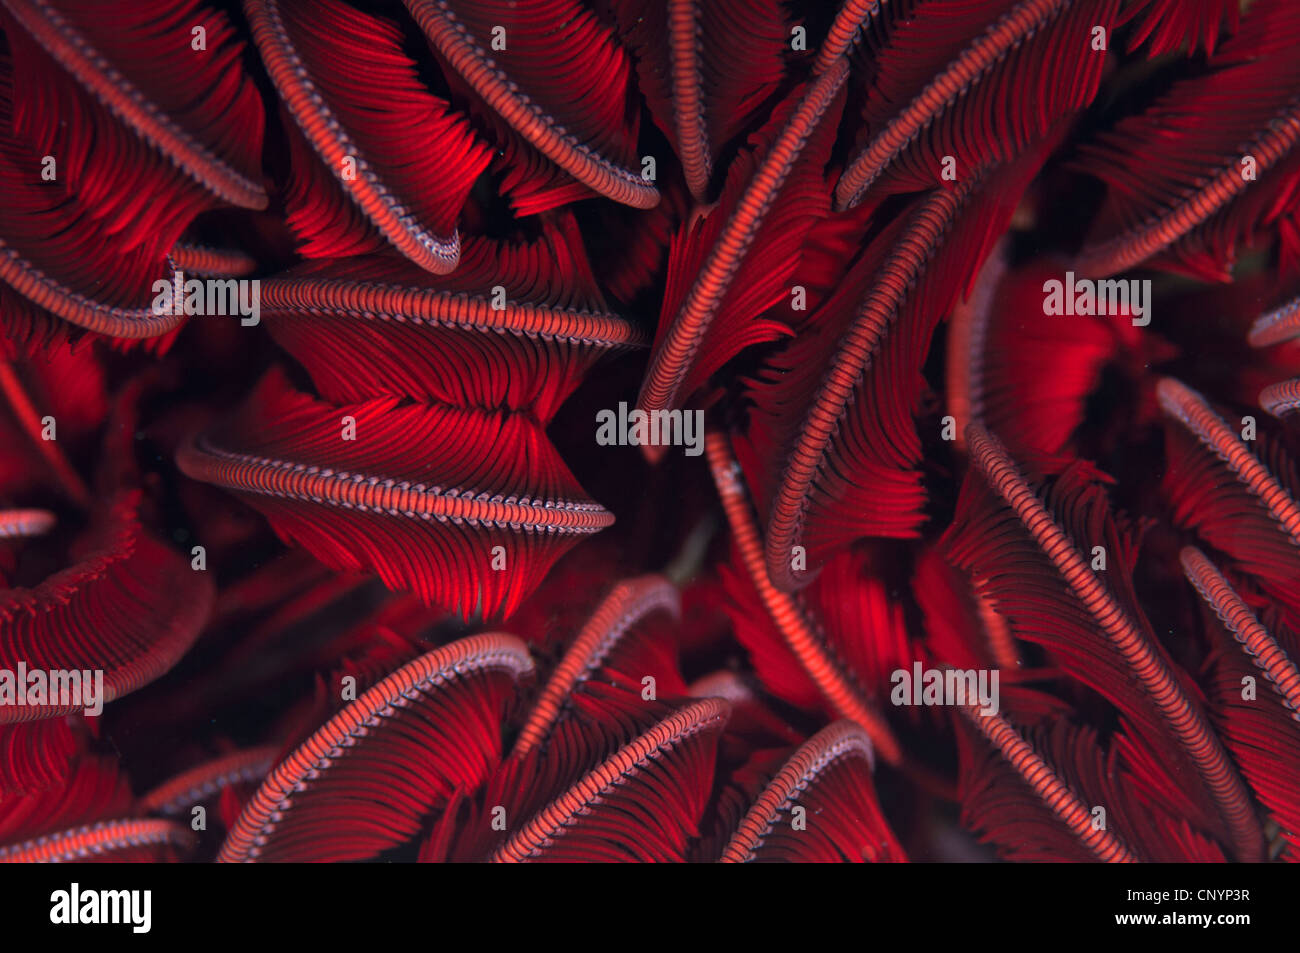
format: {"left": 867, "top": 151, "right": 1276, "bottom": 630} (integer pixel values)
{"left": 0, "top": 0, "right": 1299, "bottom": 869}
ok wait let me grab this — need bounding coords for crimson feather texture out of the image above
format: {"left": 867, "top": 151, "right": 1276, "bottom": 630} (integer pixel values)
{"left": 689, "top": 718, "right": 789, "bottom": 862}
{"left": 0, "top": 751, "right": 128, "bottom": 846}
{"left": 1193, "top": 590, "right": 1300, "bottom": 860}
{"left": 219, "top": 633, "right": 532, "bottom": 862}
{"left": 7, "top": 0, "right": 1300, "bottom": 869}
{"left": 719, "top": 721, "right": 904, "bottom": 862}
{"left": 638, "top": 70, "right": 848, "bottom": 417}
{"left": 1181, "top": 546, "right": 1300, "bottom": 724}
{"left": 687, "top": 670, "right": 806, "bottom": 748}
{"left": 277, "top": 113, "right": 382, "bottom": 262}
{"left": 0, "top": 817, "right": 192, "bottom": 862}
{"left": 941, "top": 441, "right": 1260, "bottom": 857}
{"left": 260, "top": 226, "right": 644, "bottom": 422}
{"left": 20, "top": 339, "right": 108, "bottom": 440}
{"left": 609, "top": 0, "right": 792, "bottom": 203}
{"left": 137, "top": 573, "right": 442, "bottom": 738}
{"left": 747, "top": 199, "right": 958, "bottom": 571}
{"left": 799, "top": 549, "right": 918, "bottom": 706}
{"left": 942, "top": 233, "right": 1009, "bottom": 453}
{"left": 175, "top": 368, "right": 614, "bottom": 620}
{"left": 0, "top": 343, "right": 105, "bottom": 506}
{"left": 0, "top": 718, "right": 77, "bottom": 796}
{"left": 424, "top": 578, "right": 709, "bottom": 862}
{"left": 969, "top": 259, "right": 1176, "bottom": 459}
{"left": 1159, "top": 389, "right": 1300, "bottom": 632}
{"left": 1074, "top": 0, "right": 1300, "bottom": 278}
{"left": 737, "top": 209, "right": 911, "bottom": 536}
{"left": 913, "top": 544, "right": 1021, "bottom": 673}
{"left": 1, "top": 0, "right": 266, "bottom": 219}
{"left": 425, "top": 688, "right": 725, "bottom": 862}
{"left": 583, "top": 180, "right": 692, "bottom": 307}
{"left": 0, "top": 748, "right": 192, "bottom": 862}
{"left": 754, "top": 198, "right": 882, "bottom": 337}
{"left": 0, "top": 49, "right": 181, "bottom": 339}
{"left": 1169, "top": 144, "right": 1300, "bottom": 284}
{"left": 250, "top": 0, "right": 491, "bottom": 273}
{"left": 512, "top": 574, "right": 683, "bottom": 756}
{"left": 0, "top": 287, "right": 67, "bottom": 360}
{"left": 402, "top": 0, "right": 655, "bottom": 214}
{"left": 836, "top": 0, "right": 1118, "bottom": 207}
{"left": 0, "top": 0, "right": 264, "bottom": 343}
{"left": 139, "top": 746, "right": 277, "bottom": 818}
{"left": 750, "top": 146, "right": 1051, "bottom": 589}
{"left": 491, "top": 694, "right": 729, "bottom": 862}
{"left": 1118, "top": 0, "right": 1239, "bottom": 57}
{"left": 168, "top": 241, "right": 257, "bottom": 280}
{"left": 718, "top": 550, "right": 822, "bottom": 712}
{"left": 223, "top": 580, "right": 725, "bottom": 864}
{"left": 707, "top": 430, "right": 903, "bottom": 763}
{"left": 0, "top": 491, "right": 213, "bottom": 723}
{"left": 303, "top": 627, "right": 434, "bottom": 733}
{"left": 955, "top": 711, "right": 1227, "bottom": 862}
{"left": 136, "top": 564, "right": 361, "bottom": 714}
